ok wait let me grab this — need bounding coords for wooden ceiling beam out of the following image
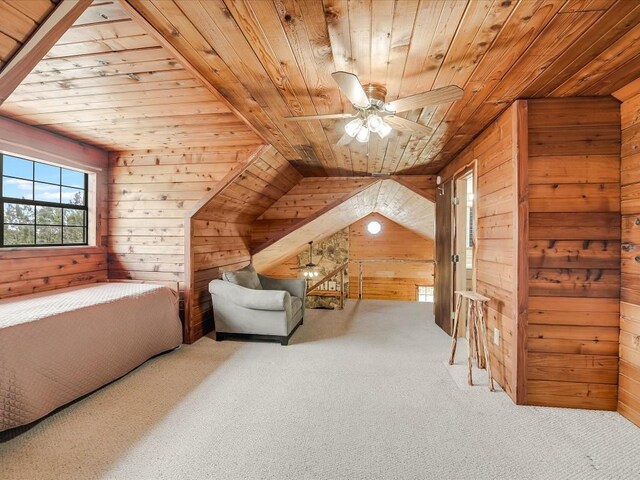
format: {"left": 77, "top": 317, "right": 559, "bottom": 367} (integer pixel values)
{"left": 0, "top": 0, "right": 92, "bottom": 106}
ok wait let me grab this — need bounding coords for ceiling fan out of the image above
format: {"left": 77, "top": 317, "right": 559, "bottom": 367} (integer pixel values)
{"left": 292, "top": 241, "right": 320, "bottom": 278}
{"left": 284, "top": 71, "right": 463, "bottom": 145}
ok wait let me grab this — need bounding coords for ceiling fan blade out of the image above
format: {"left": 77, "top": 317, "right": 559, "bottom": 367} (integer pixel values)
{"left": 384, "top": 115, "right": 433, "bottom": 137}
{"left": 336, "top": 130, "right": 355, "bottom": 147}
{"left": 331, "top": 71, "right": 370, "bottom": 108}
{"left": 284, "top": 113, "right": 355, "bottom": 121}
{"left": 386, "top": 85, "right": 463, "bottom": 113}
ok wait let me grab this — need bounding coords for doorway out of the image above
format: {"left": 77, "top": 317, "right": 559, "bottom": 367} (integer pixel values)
{"left": 453, "top": 171, "right": 476, "bottom": 336}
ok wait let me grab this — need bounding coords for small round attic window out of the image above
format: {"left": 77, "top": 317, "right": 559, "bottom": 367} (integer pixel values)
{"left": 367, "top": 221, "right": 382, "bottom": 235}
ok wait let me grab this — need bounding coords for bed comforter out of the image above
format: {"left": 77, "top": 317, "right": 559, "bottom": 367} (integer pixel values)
{"left": 0, "top": 282, "right": 182, "bottom": 432}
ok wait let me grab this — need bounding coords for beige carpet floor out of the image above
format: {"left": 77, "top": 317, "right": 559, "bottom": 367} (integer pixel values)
{"left": 1, "top": 300, "right": 639, "bottom": 480}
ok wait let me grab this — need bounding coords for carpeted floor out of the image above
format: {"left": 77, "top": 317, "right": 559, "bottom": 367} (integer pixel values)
{"left": 1, "top": 300, "right": 639, "bottom": 480}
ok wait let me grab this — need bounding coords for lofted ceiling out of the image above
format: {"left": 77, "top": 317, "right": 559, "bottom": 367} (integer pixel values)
{"left": 0, "top": 1, "right": 639, "bottom": 176}
{"left": 252, "top": 178, "right": 435, "bottom": 271}
{"left": 123, "top": 0, "right": 640, "bottom": 176}
{"left": 0, "top": 0, "right": 262, "bottom": 151}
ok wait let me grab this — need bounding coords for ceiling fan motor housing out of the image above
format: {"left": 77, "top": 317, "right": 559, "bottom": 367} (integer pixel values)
{"left": 364, "top": 84, "right": 387, "bottom": 110}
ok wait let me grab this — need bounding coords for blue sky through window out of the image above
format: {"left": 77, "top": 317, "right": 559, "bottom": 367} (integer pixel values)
{"left": 35, "top": 183, "right": 61, "bottom": 203}
{"left": 3, "top": 156, "right": 33, "bottom": 180}
{"left": 35, "top": 163, "right": 60, "bottom": 184}
{"left": 3, "top": 177, "right": 32, "bottom": 200}
{"left": 62, "top": 169, "right": 84, "bottom": 188}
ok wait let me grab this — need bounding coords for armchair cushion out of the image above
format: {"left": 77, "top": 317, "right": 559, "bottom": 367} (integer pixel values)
{"left": 222, "top": 264, "right": 262, "bottom": 290}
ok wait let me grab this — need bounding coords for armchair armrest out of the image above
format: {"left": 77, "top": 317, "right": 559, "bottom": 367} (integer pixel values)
{"left": 209, "top": 279, "right": 290, "bottom": 311}
{"left": 258, "top": 275, "right": 306, "bottom": 299}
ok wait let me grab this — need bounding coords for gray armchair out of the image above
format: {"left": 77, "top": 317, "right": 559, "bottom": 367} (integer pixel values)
{"left": 209, "top": 265, "right": 305, "bottom": 345}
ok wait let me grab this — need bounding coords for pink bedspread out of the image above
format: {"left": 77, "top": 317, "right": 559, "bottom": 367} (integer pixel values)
{"left": 0, "top": 283, "right": 182, "bottom": 432}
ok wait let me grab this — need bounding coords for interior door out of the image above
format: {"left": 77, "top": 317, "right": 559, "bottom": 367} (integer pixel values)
{"left": 435, "top": 180, "right": 453, "bottom": 335}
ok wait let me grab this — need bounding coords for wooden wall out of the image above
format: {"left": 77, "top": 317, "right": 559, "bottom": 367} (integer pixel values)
{"left": 348, "top": 213, "right": 434, "bottom": 301}
{"left": 526, "top": 98, "right": 621, "bottom": 411}
{"left": 438, "top": 103, "right": 524, "bottom": 401}
{"left": 186, "top": 147, "right": 301, "bottom": 343}
{"left": 618, "top": 87, "right": 640, "bottom": 426}
{"left": 0, "top": 116, "right": 108, "bottom": 298}
{"left": 107, "top": 145, "right": 261, "bottom": 294}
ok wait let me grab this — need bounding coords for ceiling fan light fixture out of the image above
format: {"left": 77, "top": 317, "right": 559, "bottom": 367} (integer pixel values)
{"left": 377, "top": 121, "right": 392, "bottom": 139}
{"left": 367, "top": 113, "right": 384, "bottom": 133}
{"left": 344, "top": 117, "right": 363, "bottom": 137}
{"left": 356, "top": 125, "right": 370, "bottom": 142}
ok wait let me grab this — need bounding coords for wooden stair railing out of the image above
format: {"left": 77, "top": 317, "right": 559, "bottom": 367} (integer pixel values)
{"left": 306, "top": 263, "right": 349, "bottom": 309}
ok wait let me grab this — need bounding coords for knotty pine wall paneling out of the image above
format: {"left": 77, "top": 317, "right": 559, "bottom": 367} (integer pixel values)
{"left": 0, "top": 116, "right": 108, "bottom": 298}
{"left": 618, "top": 87, "right": 640, "bottom": 426}
{"left": 107, "top": 145, "right": 262, "bottom": 296}
{"left": 526, "top": 97, "right": 621, "bottom": 411}
{"left": 348, "top": 213, "right": 434, "bottom": 301}
{"left": 185, "top": 147, "right": 302, "bottom": 343}
{"left": 437, "top": 102, "right": 526, "bottom": 402}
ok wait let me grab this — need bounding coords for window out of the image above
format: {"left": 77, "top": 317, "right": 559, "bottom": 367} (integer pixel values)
{"left": 417, "top": 286, "right": 434, "bottom": 303}
{"left": 1, "top": 153, "right": 88, "bottom": 247}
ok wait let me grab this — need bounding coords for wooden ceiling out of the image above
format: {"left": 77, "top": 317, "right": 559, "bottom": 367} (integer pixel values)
{"left": 0, "top": 0, "right": 261, "bottom": 151}
{"left": 252, "top": 178, "right": 435, "bottom": 271}
{"left": 0, "top": 0, "right": 58, "bottom": 69}
{"left": 0, "top": 1, "right": 639, "bottom": 175}
{"left": 118, "top": 0, "right": 640, "bottom": 176}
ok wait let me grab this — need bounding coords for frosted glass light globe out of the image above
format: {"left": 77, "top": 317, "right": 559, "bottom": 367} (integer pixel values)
{"left": 356, "top": 126, "right": 370, "bottom": 143}
{"left": 344, "top": 118, "right": 363, "bottom": 137}
{"left": 367, "top": 221, "right": 382, "bottom": 235}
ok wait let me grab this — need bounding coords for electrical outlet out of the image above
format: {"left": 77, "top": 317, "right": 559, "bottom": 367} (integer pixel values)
{"left": 493, "top": 328, "right": 500, "bottom": 346}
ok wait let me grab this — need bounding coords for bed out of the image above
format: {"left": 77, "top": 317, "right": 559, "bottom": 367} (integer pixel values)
{"left": 0, "top": 282, "right": 182, "bottom": 433}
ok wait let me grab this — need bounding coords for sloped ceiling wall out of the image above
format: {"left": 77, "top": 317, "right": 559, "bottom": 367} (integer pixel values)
{"left": 0, "top": 0, "right": 261, "bottom": 151}
{"left": 0, "top": 1, "right": 58, "bottom": 69}
{"left": 123, "top": 0, "right": 640, "bottom": 175}
{"left": 252, "top": 179, "right": 435, "bottom": 272}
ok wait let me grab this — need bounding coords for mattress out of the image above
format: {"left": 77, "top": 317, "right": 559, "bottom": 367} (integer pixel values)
{"left": 0, "top": 282, "right": 182, "bottom": 432}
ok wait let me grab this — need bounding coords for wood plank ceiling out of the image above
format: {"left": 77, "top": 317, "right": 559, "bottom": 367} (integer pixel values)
{"left": 252, "top": 178, "right": 435, "bottom": 271}
{"left": 0, "top": 0, "right": 58, "bottom": 69}
{"left": 0, "top": 0, "right": 262, "bottom": 151}
{"left": 119, "top": 0, "right": 640, "bottom": 176}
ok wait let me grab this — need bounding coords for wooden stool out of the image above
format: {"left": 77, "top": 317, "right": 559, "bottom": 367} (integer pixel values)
{"left": 448, "top": 291, "right": 495, "bottom": 391}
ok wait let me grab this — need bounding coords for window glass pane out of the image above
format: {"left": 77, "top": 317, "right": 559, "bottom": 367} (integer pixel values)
{"left": 4, "top": 224, "right": 35, "bottom": 245}
{"left": 35, "top": 182, "right": 60, "bottom": 203}
{"left": 63, "top": 208, "right": 85, "bottom": 226}
{"left": 3, "top": 156, "right": 33, "bottom": 180}
{"left": 62, "top": 186, "right": 84, "bottom": 205}
{"left": 36, "top": 206, "right": 62, "bottom": 225}
{"left": 2, "top": 177, "right": 33, "bottom": 200}
{"left": 2, "top": 155, "right": 88, "bottom": 248}
{"left": 36, "top": 225, "right": 62, "bottom": 244}
{"left": 4, "top": 203, "right": 34, "bottom": 224}
{"left": 35, "top": 163, "right": 60, "bottom": 184}
{"left": 63, "top": 227, "right": 85, "bottom": 244}
{"left": 62, "top": 169, "right": 84, "bottom": 188}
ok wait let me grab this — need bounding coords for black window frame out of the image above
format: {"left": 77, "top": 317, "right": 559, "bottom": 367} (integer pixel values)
{"left": 0, "top": 153, "right": 89, "bottom": 248}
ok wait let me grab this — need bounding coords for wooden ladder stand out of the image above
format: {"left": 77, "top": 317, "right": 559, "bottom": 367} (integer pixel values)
{"left": 448, "top": 291, "right": 495, "bottom": 391}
